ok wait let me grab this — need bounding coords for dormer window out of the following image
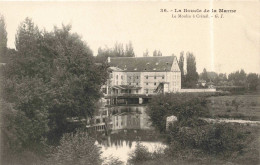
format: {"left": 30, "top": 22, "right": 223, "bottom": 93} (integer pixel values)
{"left": 144, "top": 68, "right": 147, "bottom": 71}
{"left": 134, "top": 68, "right": 137, "bottom": 71}
{"left": 156, "top": 62, "right": 159, "bottom": 65}
{"left": 146, "top": 63, "right": 150, "bottom": 65}
{"left": 153, "top": 68, "right": 156, "bottom": 71}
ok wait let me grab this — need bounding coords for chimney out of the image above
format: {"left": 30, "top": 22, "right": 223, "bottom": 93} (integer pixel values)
{"left": 108, "top": 57, "right": 111, "bottom": 63}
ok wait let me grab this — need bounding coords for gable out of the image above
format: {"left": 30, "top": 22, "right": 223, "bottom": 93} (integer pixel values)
{"left": 171, "top": 56, "right": 181, "bottom": 72}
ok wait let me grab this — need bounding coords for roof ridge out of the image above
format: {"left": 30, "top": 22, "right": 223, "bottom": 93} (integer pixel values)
{"left": 110, "top": 56, "right": 173, "bottom": 59}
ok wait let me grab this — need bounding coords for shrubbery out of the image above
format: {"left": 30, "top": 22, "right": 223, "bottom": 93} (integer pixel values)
{"left": 147, "top": 93, "right": 210, "bottom": 132}
{"left": 128, "top": 142, "right": 165, "bottom": 165}
{"left": 47, "top": 130, "right": 102, "bottom": 165}
{"left": 166, "top": 123, "right": 246, "bottom": 158}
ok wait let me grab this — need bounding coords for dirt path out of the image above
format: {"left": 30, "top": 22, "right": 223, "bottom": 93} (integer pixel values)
{"left": 200, "top": 118, "right": 260, "bottom": 126}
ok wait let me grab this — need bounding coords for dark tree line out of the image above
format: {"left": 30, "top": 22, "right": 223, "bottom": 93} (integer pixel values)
{"left": 178, "top": 51, "right": 199, "bottom": 88}
{"left": 1, "top": 16, "right": 108, "bottom": 163}
{"left": 199, "top": 68, "right": 260, "bottom": 91}
{"left": 95, "top": 41, "right": 135, "bottom": 63}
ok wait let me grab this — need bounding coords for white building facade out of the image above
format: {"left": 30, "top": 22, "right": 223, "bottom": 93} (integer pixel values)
{"left": 105, "top": 56, "right": 181, "bottom": 95}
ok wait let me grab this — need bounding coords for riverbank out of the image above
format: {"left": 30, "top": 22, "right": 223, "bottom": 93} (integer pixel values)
{"left": 206, "top": 93, "right": 260, "bottom": 121}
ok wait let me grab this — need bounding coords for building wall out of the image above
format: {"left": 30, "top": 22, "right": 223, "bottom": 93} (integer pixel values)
{"left": 109, "top": 57, "right": 181, "bottom": 94}
{"left": 140, "top": 72, "right": 167, "bottom": 94}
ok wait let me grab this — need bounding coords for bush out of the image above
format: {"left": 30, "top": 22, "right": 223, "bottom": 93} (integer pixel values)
{"left": 128, "top": 143, "right": 152, "bottom": 164}
{"left": 166, "top": 123, "right": 246, "bottom": 158}
{"left": 128, "top": 142, "right": 166, "bottom": 165}
{"left": 147, "top": 93, "right": 210, "bottom": 132}
{"left": 48, "top": 130, "right": 102, "bottom": 165}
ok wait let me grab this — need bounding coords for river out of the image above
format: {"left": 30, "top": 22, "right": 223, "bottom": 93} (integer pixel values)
{"left": 90, "top": 105, "right": 166, "bottom": 164}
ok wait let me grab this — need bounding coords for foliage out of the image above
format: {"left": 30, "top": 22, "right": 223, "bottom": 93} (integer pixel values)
{"left": 178, "top": 52, "right": 185, "bottom": 88}
{"left": 247, "top": 73, "right": 259, "bottom": 91}
{"left": 128, "top": 142, "right": 165, "bottom": 165}
{"left": 200, "top": 68, "right": 209, "bottom": 82}
{"left": 167, "top": 123, "right": 247, "bottom": 159}
{"left": 152, "top": 50, "right": 162, "bottom": 57}
{"left": 0, "top": 13, "right": 7, "bottom": 58}
{"left": 228, "top": 69, "right": 247, "bottom": 86}
{"left": 102, "top": 156, "right": 124, "bottom": 165}
{"left": 1, "top": 17, "right": 108, "bottom": 163}
{"left": 95, "top": 41, "right": 135, "bottom": 63}
{"left": 48, "top": 130, "right": 102, "bottom": 165}
{"left": 147, "top": 93, "right": 209, "bottom": 132}
{"left": 143, "top": 49, "right": 149, "bottom": 57}
{"left": 184, "top": 52, "right": 199, "bottom": 88}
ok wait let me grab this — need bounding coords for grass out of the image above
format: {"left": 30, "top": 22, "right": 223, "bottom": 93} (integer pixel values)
{"left": 128, "top": 124, "right": 260, "bottom": 165}
{"left": 206, "top": 93, "right": 260, "bottom": 121}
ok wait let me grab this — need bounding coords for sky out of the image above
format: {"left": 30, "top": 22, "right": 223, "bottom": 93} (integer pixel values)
{"left": 0, "top": 1, "right": 259, "bottom": 74}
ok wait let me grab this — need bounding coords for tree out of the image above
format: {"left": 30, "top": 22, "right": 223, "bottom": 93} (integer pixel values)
{"left": 44, "top": 25, "right": 108, "bottom": 143}
{"left": 185, "top": 52, "right": 199, "bottom": 88}
{"left": 48, "top": 130, "right": 102, "bottom": 165}
{"left": 147, "top": 93, "right": 209, "bottom": 132}
{"left": 0, "top": 14, "right": 7, "bottom": 61}
{"left": 228, "top": 69, "right": 247, "bottom": 86}
{"left": 152, "top": 50, "right": 162, "bottom": 57}
{"left": 113, "top": 42, "right": 124, "bottom": 57}
{"left": 2, "top": 18, "right": 108, "bottom": 151}
{"left": 95, "top": 41, "right": 135, "bottom": 63}
{"left": 201, "top": 68, "right": 209, "bottom": 82}
{"left": 125, "top": 41, "right": 135, "bottom": 57}
{"left": 143, "top": 49, "right": 149, "bottom": 57}
{"left": 157, "top": 50, "right": 162, "bottom": 56}
{"left": 178, "top": 52, "right": 185, "bottom": 88}
{"left": 2, "top": 18, "right": 50, "bottom": 154}
{"left": 247, "top": 73, "right": 259, "bottom": 91}
{"left": 153, "top": 50, "right": 158, "bottom": 57}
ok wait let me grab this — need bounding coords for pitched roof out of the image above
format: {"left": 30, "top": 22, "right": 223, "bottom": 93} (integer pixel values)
{"left": 109, "top": 56, "right": 175, "bottom": 72}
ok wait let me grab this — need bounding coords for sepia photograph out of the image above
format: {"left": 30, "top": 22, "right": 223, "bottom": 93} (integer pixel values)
{"left": 0, "top": 1, "right": 259, "bottom": 165}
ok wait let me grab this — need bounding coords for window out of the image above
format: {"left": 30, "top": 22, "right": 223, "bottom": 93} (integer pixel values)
{"left": 146, "top": 76, "right": 148, "bottom": 79}
{"left": 116, "top": 75, "right": 118, "bottom": 79}
{"left": 154, "top": 83, "right": 156, "bottom": 86}
{"left": 137, "top": 76, "right": 139, "bottom": 79}
{"left": 154, "top": 76, "right": 156, "bottom": 79}
{"left": 146, "top": 83, "right": 148, "bottom": 85}
{"left": 136, "top": 83, "right": 139, "bottom": 85}
{"left": 146, "top": 89, "right": 148, "bottom": 94}
{"left": 121, "top": 75, "right": 123, "bottom": 80}
{"left": 129, "top": 82, "right": 131, "bottom": 85}
{"left": 162, "top": 76, "right": 164, "bottom": 79}
{"left": 136, "top": 90, "right": 138, "bottom": 93}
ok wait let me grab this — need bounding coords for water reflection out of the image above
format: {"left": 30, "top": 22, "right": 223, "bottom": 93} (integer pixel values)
{"left": 111, "top": 106, "right": 151, "bottom": 130}
{"left": 88, "top": 105, "right": 152, "bottom": 132}
{"left": 97, "top": 140, "right": 167, "bottom": 164}
{"left": 90, "top": 105, "right": 165, "bottom": 164}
